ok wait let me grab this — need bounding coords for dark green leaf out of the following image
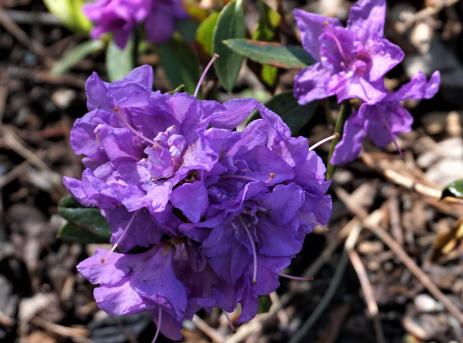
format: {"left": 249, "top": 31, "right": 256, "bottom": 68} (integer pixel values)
{"left": 57, "top": 196, "right": 110, "bottom": 243}
{"left": 196, "top": 12, "right": 219, "bottom": 55}
{"left": 224, "top": 39, "right": 312, "bottom": 69}
{"left": 177, "top": 19, "right": 199, "bottom": 44}
{"left": 158, "top": 40, "right": 200, "bottom": 94}
{"left": 212, "top": 0, "right": 245, "bottom": 92}
{"left": 58, "top": 223, "right": 110, "bottom": 244}
{"left": 265, "top": 91, "right": 317, "bottom": 134}
{"left": 441, "top": 179, "right": 463, "bottom": 199}
{"left": 258, "top": 295, "right": 271, "bottom": 314}
{"left": 51, "top": 40, "right": 104, "bottom": 75}
{"left": 106, "top": 37, "right": 135, "bottom": 81}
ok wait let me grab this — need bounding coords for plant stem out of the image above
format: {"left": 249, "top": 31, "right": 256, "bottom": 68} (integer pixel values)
{"left": 326, "top": 102, "right": 350, "bottom": 180}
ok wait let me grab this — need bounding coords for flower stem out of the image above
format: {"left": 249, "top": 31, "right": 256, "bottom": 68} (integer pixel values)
{"left": 326, "top": 102, "right": 350, "bottom": 180}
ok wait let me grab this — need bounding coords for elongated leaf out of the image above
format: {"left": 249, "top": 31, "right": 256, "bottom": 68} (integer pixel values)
{"left": 51, "top": 40, "right": 104, "bottom": 75}
{"left": 158, "top": 40, "right": 200, "bottom": 94}
{"left": 57, "top": 196, "right": 110, "bottom": 243}
{"left": 212, "top": 0, "right": 245, "bottom": 92}
{"left": 106, "top": 38, "right": 135, "bottom": 81}
{"left": 43, "top": 0, "right": 92, "bottom": 33}
{"left": 441, "top": 179, "right": 463, "bottom": 199}
{"left": 265, "top": 91, "right": 317, "bottom": 134}
{"left": 224, "top": 39, "right": 312, "bottom": 69}
{"left": 196, "top": 12, "right": 219, "bottom": 55}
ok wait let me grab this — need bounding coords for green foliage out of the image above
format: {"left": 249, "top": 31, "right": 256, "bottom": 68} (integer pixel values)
{"left": 196, "top": 12, "right": 219, "bottom": 55}
{"left": 158, "top": 40, "right": 200, "bottom": 94}
{"left": 43, "top": 0, "right": 92, "bottom": 33}
{"left": 252, "top": 1, "right": 281, "bottom": 87}
{"left": 265, "top": 91, "right": 318, "bottom": 134}
{"left": 212, "top": 0, "right": 246, "bottom": 92}
{"left": 106, "top": 38, "right": 135, "bottom": 82}
{"left": 224, "top": 39, "right": 312, "bottom": 69}
{"left": 51, "top": 40, "right": 104, "bottom": 75}
{"left": 57, "top": 196, "right": 111, "bottom": 244}
{"left": 441, "top": 179, "right": 463, "bottom": 199}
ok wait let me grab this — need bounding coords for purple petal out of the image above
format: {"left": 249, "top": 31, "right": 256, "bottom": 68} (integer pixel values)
{"left": 332, "top": 75, "right": 385, "bottom": 104}
{"left": 395, "top": 71, "right": 441, "bottom": 101}
{"left": 294, "top": 63, "right": 334, "bottom": 105}
{"left": 171, "top": 181, "right": 209, "bottom": 223}
{"left": 347, "top": 0, "right": 386, "bottom": 40}
{"left": 331, "top": 108, "right": 367, "bottom": 165}
{"left": 293, "top": 9, "right": 341, "bottom": 61}
{"left": 368, "top": 38, "right": 404, "bottom": 81}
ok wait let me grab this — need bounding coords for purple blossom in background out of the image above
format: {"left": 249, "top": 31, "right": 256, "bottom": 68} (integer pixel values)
{"left": 331, "top": 71, "right": 441, "bottom": 165}
{"left": 84, "top": 0, "right": 187, "bottom": 48}
{"left": 65, "top": 65, "right": 332, "bottom": 340}
{"left": 294, "top": 0, "right": 404, "bottom": 104}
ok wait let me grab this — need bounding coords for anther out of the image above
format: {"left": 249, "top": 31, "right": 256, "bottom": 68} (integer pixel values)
{"left": 194, "top": 53, "right": 219, "bottom": 98}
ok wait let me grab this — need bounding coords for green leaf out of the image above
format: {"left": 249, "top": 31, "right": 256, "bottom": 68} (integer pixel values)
{"left": 158, "top": 40, "right": 200, "bottom": 94}
{"left": 51, "top": 40, "right": 104, "bottom": 75}
{"left": 212, "top": 0, "right": 246, "bottom": 92}
{"left": 177, "top": 19, "right": 200, "bottom": 44}
{"left": 43, "top": 0, "right": 92, "bottom": 33}
{"left": 196, "top": 12, "right": 219, "bottom": 55}
{"left": 264, "top": 91, "right": 317, "bottom": 134}
{"left": 252, "top": 0, "right": 281, "bottom": 41}
{"left": 224, "top": 39, "right": 312, "bottom": 69}
{"left": 57, "top": 196, "right": 111, "bottom": 244}
{"left": 105, "top": 38, "right": 135, "bottom": 81}
{"left": 441, "top": 179, "right": 463, "bottom": 199}
{"left": 258, "top": 295, "right": 271, "bottom": 314}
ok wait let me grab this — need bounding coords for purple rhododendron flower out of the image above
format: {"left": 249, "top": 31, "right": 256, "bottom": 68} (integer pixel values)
{"left": 84, "top": 0, "right": 187, "bottom": 48}
{"left": 65, "top": 65, "right": 332, "bottom": 341}
{"left": 294, "top": 0, "right": 404, "bottom": 104}
{"left": 331, "top": 71, "right": 441, "bottom": 165}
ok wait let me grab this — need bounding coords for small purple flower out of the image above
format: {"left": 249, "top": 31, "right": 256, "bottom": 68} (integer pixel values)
{"left": 84, "top": 0, "right": 187, "bottom": 48}
{"left": 294, "top": 0, "right": 404, "bottom": 104}
{"left": 331, "top": 71, "right": 441, "bottom": 165}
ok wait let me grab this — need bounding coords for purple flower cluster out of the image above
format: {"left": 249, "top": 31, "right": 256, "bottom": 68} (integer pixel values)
{"left": 65, "top": 66, "right": 332, "bottom": 340}
{"left": 294, "top": 0, "right": 441, "bottom": 164}
{"left": 84, "top": 0, "right": 187, "bottom": 48}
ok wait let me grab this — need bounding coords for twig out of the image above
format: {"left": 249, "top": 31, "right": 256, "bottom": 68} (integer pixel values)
{"left": 0, "top": 161, "right": 28, "bottom": 189}
{"left": 361, "top": 153, "right": 442, "bottom": 199}
{"left": 0, "top": 126, "right": 61, "bottom": 185}
{"left": 192, "top": 315, "right": 225, "bottom": 343}
{"left": 388, "top": 192, "right": 404, "bottom": 245}
{"left": 364, "top": 212, "right": 463, "bottom": 325}
{"left": 4, "top": 9, "right": 61, "bottom": 25}
{"left": 348, "top": 251, "right": 385, "bottom": 343}
{"left": 288, "top": 252, "right": 348, "bottom": 343}
{"left": 31, "top": 316, "right": 90, "bottom": 342}
{"left": 0, "top": 8, "right": 52, "bottom": 66}
{"left": 337, "top": 190, "right": 463, "bottom": 326}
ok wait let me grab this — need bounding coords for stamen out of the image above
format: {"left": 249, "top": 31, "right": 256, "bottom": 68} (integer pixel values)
{"left": 222, "top": 174, "right": 260, "bottom": 183}
{"left": 100, "top": 212, "right": 138, "bottom": 264}
{"left": 194, "top": 53, "right": 219, "bottom": 98}
{"left": 309, "top": 134, "right": 339, "bottom": 151}
{"left": 379, "top": 112, "right": 404, "bottom": 159}
{"left": 152, "top": 308, "right": 162, "bottom": 343}
{"left": 279, "top": 273, "right": 313, "bottom": 281}
{"left": 114, "top": 107, "right": 157, "bottom": 146}
{"left": 238, "top": 216, "right": 257, "bottom": 284}
{"left": 324, "top": 29, "right": 348, "bottom": 63}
